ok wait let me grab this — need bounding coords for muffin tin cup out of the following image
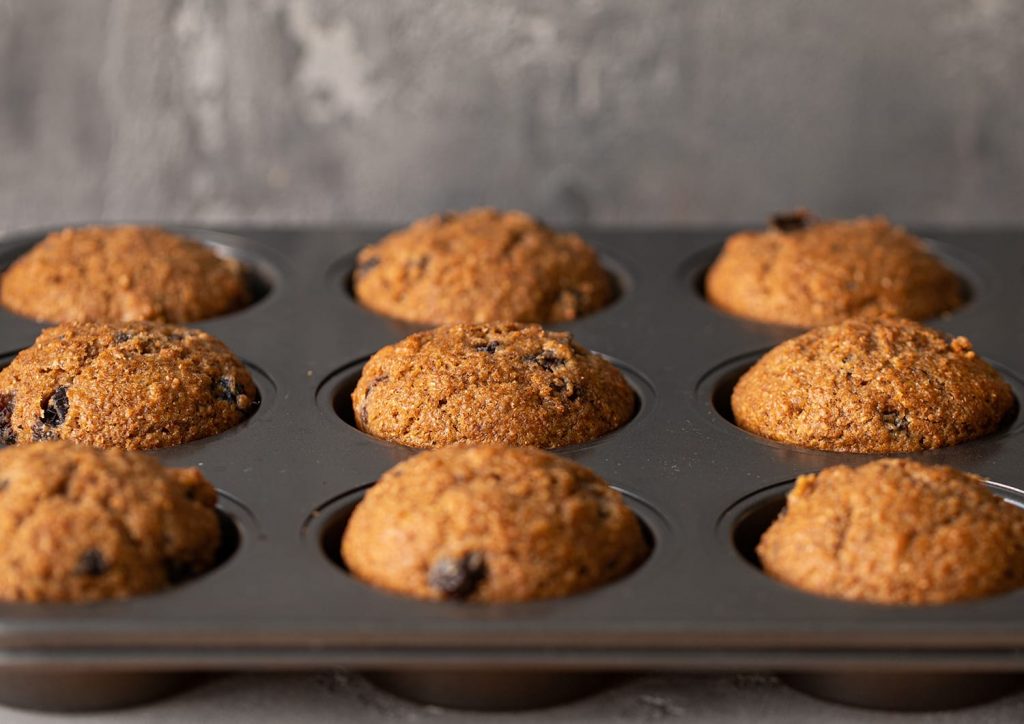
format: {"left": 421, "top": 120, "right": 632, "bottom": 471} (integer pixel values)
{"left": 780, "top": 672, "right": 1022, "bottom": 712}
{"left": 1, "top": 225, "right": 1024, "bottom": 712}
{"left": 0, "top": 670, "right": 204, "bottom": 713}
{"left": 363, "top": 669, "right": 626, "bottom": 711}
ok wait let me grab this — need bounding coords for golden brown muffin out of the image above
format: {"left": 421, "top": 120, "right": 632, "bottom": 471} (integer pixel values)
{"left": 0, "top": 441, "right": 221, "bottom": 603}
{"left": 757, "top": 459, "right": 1024, "bottom": 605}
{"left": 352, "top": 322, "right": 635, "bottom": 448}
{"left": 352, "top": 208, "right": 615, "bottom": 324}
{"left": 705, "top": 211, "right": 964, "bottom": 327}
{"left": 0, "top": 322, "right": 258, "bottom": 450}
{"left": 342, "top": 445, "right": 648, "bottom": 602}
{"left": 731, "top": 317, "right": 1014, "bottom": 453}
{"left": 0, "top": 225, "right": 250, "bottom": 323}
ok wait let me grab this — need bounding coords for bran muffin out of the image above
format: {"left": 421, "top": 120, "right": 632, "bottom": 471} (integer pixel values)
{"left": 705, "top": 211, "right": 964, "bottom": 327}
{"left": 757, "top": 459, "right": 1024, "bottom": 605}
{"left": 352, "top": 208, "right": 615, "bottom": 324}
{"left": 731, "top": 317, "right": 1014, "bottom": 453}
{"left": 342, "top": 445, "right": 648, "bottom": 603}
{"left": 0, "top": 322, "right": 258, "bottom": 450}
{"left": 0, "top": 441, "right": 221, "bottom": 603}
{"left": 352, "top": 323, "right": 635, "bottom": 448}
{"left": 0, "top": 225, "right": 250, "bottom": 323}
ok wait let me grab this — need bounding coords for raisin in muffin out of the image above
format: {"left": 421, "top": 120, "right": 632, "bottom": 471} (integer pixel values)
{"left": 731, "top": 317, "right": 1014, "bottom": 453}
{"left": 0, "top": 322, "right": 258, "bottom": 449}
{"left": 705, "top": 211, "right": 964, "bottom": 327}
{"left": 0, "top": 225, "right": 250, "bottom": 323}
{"left": 352, "top": 208, "right": 615, "bottom": 324}
{"left": 758, "top": 459, "right": 1024, "bottom": 605}
{"left": 0, "top": 441, "right": 221, "bottom": 603}
{"left": 342, "top": 445, "right": 648, "bottom": 602}
{"left": 352, "top": 323, "right": 635, "bottom": 448}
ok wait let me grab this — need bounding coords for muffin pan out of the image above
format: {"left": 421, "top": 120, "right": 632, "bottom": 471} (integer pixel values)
{"left": 0, "top": 225, "right": 1023, "bottom": 712}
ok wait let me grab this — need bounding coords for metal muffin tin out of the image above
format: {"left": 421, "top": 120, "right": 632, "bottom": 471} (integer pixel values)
{"left": 0, "top": 225, "right": 1022, "bottom": 713}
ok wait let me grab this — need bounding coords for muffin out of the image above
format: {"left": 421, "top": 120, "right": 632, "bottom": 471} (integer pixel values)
{"left": 0, "top": 322, "right": 258, "bottom": 449}
{"left": 0, "top": 441, "right": 221, "bottom": 603}
{"left": 705, "top": 211, "right": 964, "bottom": 327}
{"left": 352, "top": 208, "right": 615, "bottom": 324}
{"left": 342, "top": 445, "right": 648, "bottom": 602}
{"left": 0, "top": 225, "right": 250, "bottom": 323}
{"left": 352, "top": 322, "right": 635, "bottom": 448}
{"left": 731, "top": 317, "right": 1014, "bottom": 453}
{"left": 757, "top": 459, "right": 1024, "bottom": 605}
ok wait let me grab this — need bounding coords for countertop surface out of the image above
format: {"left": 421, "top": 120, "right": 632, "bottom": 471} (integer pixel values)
{"left": 3, "top": 672, "right": 1024, "bottom": 723}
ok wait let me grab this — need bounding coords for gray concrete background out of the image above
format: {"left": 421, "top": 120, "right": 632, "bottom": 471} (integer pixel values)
{"left": 1, "top": 0, "right": 1023, "bottom": 233}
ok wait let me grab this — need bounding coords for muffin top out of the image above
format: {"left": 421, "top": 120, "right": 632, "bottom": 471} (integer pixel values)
{"left": 705, "top": 211, "right": 964, "bottom": 327}
{"left": 352, "top": 322, "right": 635, "bottom": 449}
{"left": 757, "top": 459, "right": 1024, "bottom": 605}
{"left": 731, "top": 317, "right": 1014, "bottom": 453}
{"left": 0, "top": 322, "right": 258, "bottom": 450}
{"left": 352, "top": 208, "right": 615, "bottom": 324}
{"left": 0, "top": 441, "right": 221, "bottom": 603}
{"left": 342, "top": 445, "right": 648, "bottom": 603}
{"left": 0, "top": 225, "right": 250, "bottom": 323}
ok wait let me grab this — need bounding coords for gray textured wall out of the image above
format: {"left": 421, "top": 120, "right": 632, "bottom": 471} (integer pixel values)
{"left": 1, "top": 0, "right": 1023, "bottom": 232}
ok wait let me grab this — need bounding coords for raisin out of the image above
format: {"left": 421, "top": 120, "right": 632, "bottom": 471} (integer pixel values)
{"left": 428, "top": 551, "right": 487, "bottom": 599}
{"left": 214, "top": 377, "right": 242, "bottom": 403}
{"left": 549, "top": 378, "right": 580, "bottom": 401}
{"left": 526, "top": 349, "right": 565, "bottom": 372}
{"left": 114, "top": 332, "right": 133, "bottom": 344}
{"left": 75, "top": 549, "right": 109, "bottom": 577}
{"left": 30, "top": 425, "right": 54, "bottom": 442}
{"left": 771, "top": 209, "right": 812, "bottom": 232}
{"left": 41, "top": 387, "right": 69, "bottom": 427}
{"left": 472, "top": 341, "right": 500, "bottom": 354}
{"left": 359, "top": 375, "right": 389, "bottom": 427}
{"left": 0, "top": 392, "right": 15, "bottom": 444}
{"left": 502, "top": 229, "right": 527, "bottom": 254}
{"left": 882, "top": 411, "right": 910, "bottom": 435}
